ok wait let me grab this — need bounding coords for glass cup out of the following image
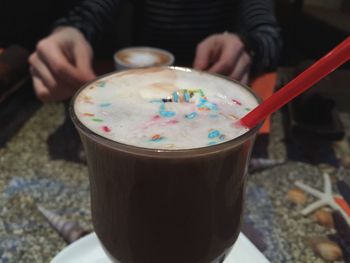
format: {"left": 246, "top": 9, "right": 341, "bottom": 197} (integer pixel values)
{"left": 70, "top": 67, "right": 262, "bottom": 263}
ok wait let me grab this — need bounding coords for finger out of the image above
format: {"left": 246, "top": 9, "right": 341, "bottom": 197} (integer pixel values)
{"left": 240, "top": 73, "right": 249, "bottom": 85}
{"left": 36, "top": 41, "right": 87, "bottom": 87}
{"left": 32, "top": 70, "right": 75, "bottom": 102}
{"left": 208, "top": 46, "right": 239, "bottom": 75}
{"left": 193, "top": 36, "right": 217, "bottom": 70}
{"left": 31, "top": 71, "right": 54, "bottom": 102}
{"left": 29, "top": 53, "right": 58, "bottom": 89}
{"left": 30, "top": 51, "right": 77, "bottom": 98}
{"left": 72, "top": 43, "right": 96, "bottom": 80}
{"left": 230, "top": 64, "right": 250, "bottom": 83}
{"left": 229, "top": 52, "right": 251, "bottom": 81}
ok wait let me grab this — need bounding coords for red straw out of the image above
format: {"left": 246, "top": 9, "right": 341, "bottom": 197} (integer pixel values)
{"left": 241, "top": 37, "right": 350, "bottom": 129}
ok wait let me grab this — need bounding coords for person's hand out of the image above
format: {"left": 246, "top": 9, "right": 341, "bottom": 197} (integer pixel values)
{"left": 193, "top": 33, "right": 251, "bottom": 84}
{"left": 29, "top": 26, "right": 96, "bottom": 102}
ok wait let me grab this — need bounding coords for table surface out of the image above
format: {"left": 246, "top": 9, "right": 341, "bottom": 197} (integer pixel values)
{"left": 0, "top": 77, "right": 350, "bottom": 263}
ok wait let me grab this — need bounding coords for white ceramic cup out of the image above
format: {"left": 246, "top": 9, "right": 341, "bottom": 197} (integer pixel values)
{"left": 113, "top": 46, "right": 175, "bottom": 71}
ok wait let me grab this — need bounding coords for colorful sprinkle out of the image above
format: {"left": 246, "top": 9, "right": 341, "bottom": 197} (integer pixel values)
{"left": 159, "top": 103, "right": 175, "bottom": 118}
{"left": 220, "top": 113, "right": 238, "bottom": 120}
{"left": 185, "top": 112, "right": 198, "bottom": 119}
{"left": 92, "top": 118, "right": 103, "bottom": 122}
{"left": 162, "top": 97, "right": 172, "bottom": 103}
{"left": 219, "top": 134, "right": 226, "bottom": 141}
{"left": 150, "top": 99, "right": 162, "bottom": 103}
{"left": 100, "top": 103, "right": 111, "bottom": 107}
{"left": 166, "top": 119, "right": 179, "bottom": 124}
{"left": 183, "top": 90, "right": 190, "bottom": 102}
{"left": 83, "top": 96, "right": 94, "bottom": 104}
{"left": 97, "top": 81, "right": 106, "bottom": 87}
{"left": 101, "top": 111, "right": 109, "bottom": 116}
{"left": 151, "top": 134, "right": 163, "bottom": 142}
{"left": 208, "top": 141, "right": 217, "bottom": 146}
{"left": 232, "top": 99, "right": 242, "bottom": 106}
{"left": 152, "top": 115, "right": 161, "bottom": 121}
{"left": 208, "top": 130, "right": 220, "bottom": 139}
{"left": 206, "top": 102, "right": 217, "bottom": 111}
{"left": 102, "top": 126, "right": 111, "bottom": 132}
{"left": 197, "top": 102, "right": 205, "bottom": 108}
{"left": 198, "top": 107, "right": 210, "bottom": 111}
{"left": 230, "top": 114, "right": 239, "bottom": 120}
{"left": 160, "top": 110, "right": 176, "bottom": 118}
{"left": 83, "top": 113, "right": 95, "bottom": 117}
{"left": 245, "top": 108, "right": 251, "bottom": 111}
{"left": 196, "top": 97, "right": 217, "bottom": 111}
{"left": 172, "top": 91, "right": 179, "bottom": 102}
{"left": 169, "top": 89, "right": 206, "bottom": 104}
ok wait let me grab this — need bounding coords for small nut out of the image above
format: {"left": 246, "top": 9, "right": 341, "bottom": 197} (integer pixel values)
{"left": 341, "top": 156, "right": 350, "bottom": 169}
{"left": 313, "top": 238, "right": 343, "bottom": 261}
{"left": 287, "top": 188, "right": 307, "bottom": 204}
{"left": 319, "top": 164, "right": 336, "bottom": 175}
{"left": 311, "top": 209, "right": 334, "bottom": 229}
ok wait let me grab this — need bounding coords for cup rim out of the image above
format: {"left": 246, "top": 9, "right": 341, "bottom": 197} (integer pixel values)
{"left": 70, "top": 66, "right": 263, "bottom": 159}
{"left": 113, "top": 46, "right": 175, "bottom": 68}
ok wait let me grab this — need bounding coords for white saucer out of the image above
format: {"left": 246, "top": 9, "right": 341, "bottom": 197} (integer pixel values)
{"left": 52, "top": 232, "right": 269, "bottom": 263}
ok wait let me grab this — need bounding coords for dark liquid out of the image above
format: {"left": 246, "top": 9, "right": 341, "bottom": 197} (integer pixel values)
{"left": 78, "top": 131, "right": 254, "bottom": 263}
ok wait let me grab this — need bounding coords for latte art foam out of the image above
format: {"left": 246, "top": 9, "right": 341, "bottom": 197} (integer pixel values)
{"left": 74, "top": 68, "right": 259, "bottom": 149}
{"left": 115, "top": 47, "right": 173, "bottom": 68}
{"left": 124, "top": 52, "right": 160, "bottom": 67}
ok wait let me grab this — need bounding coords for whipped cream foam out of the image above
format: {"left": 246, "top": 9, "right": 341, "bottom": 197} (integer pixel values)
{"left": 74, "top": 68, "right": 259, "bottom": 150}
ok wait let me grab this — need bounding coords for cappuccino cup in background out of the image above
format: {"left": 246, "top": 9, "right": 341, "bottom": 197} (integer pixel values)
{"left": 70, "top": 67, "right": 262, "bottom": 263}
{"left": 114, "top": 47, "right": 175, "bottom": 71}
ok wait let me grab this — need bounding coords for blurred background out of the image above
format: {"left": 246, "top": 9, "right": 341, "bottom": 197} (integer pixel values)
{"left": 1, "top": 0, "right": 349, "bottom": 66}
{"left": 0, "top": 1, "right": 350, "bottom": 262}
{"left": 0, "top": 0, "right": 349, "bottom": 163}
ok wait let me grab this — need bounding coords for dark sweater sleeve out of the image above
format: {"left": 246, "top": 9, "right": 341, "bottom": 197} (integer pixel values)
{"left": 237, "top": 0, "right": 282, "bottom": 74}
{"left": 53, "top": 0, "right": 123, "bottom": 47}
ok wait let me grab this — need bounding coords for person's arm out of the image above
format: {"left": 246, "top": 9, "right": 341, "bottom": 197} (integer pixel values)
{"left": 29, "top": 0, "right": 124, "bottom": 102}
{"left": 29, "top": 27, "right": 96, "bottom": 102}
{"left": 193, "top": 0, "right": 281, "bottom": 83}
{"left": 237, "top": 0, "right": 282, "bottom": 75}
{"left": 53, "top": 0, "right": 124, "bottom": 48}
{"left": 193, "top": 32, "right": 252, "bottom": 84}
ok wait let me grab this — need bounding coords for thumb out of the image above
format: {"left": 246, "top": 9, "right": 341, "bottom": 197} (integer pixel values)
{"left": 72, "top": 42, "right": 96, "bottom": 81}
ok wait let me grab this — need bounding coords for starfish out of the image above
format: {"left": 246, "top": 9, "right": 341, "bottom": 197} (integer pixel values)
{"left": 295, "top": 173, "right": 350, "bottom": 224}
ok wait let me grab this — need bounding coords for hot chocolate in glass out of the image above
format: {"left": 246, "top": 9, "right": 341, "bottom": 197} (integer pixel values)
{"left": 70, "top": 67, "right": 261, "bottom": 263}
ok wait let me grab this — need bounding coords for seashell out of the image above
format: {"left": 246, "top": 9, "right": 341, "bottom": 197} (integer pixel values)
{"left": 249, "top": 158, "right": 284, "bottom": 173}
{"left": 318, "top": 164, "right": 336, "bottom": 175}
{"left": 38, "top": 205, "right": 89, "bottom": 243}
{"left": 287, "top": 188, "right": 307, "bottom": 204}
{"left": 333, "top": 139, "right": 350, "bottom": 168}
{"left": 341, "top": 156, "right": 350, "bottom": 169}
{"left": 311, "top": 209, "right": 334, "bottom": 228}
{"left": 308, "top": 237, "right": 343, "bottom": 261}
